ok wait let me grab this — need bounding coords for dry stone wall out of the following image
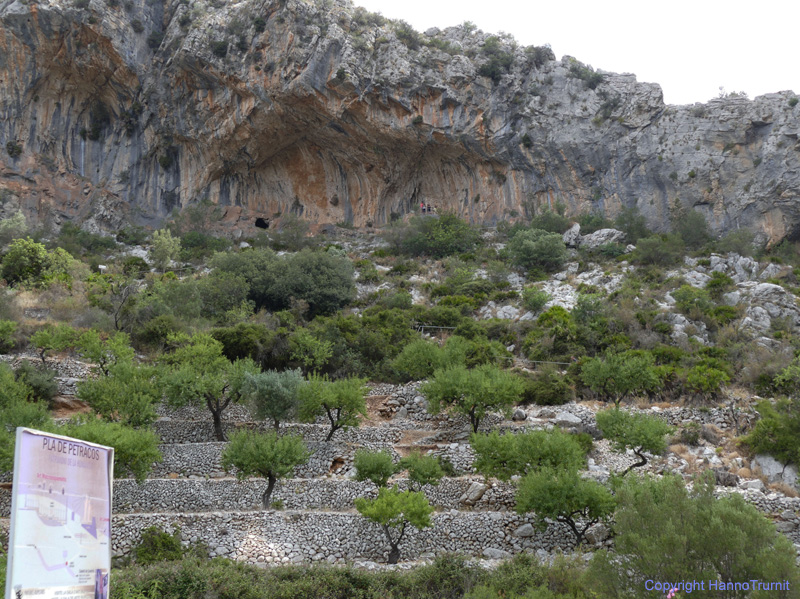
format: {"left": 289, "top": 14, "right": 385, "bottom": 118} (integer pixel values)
{"left": 111, "top": 511, "right": 574, "bottom": 564}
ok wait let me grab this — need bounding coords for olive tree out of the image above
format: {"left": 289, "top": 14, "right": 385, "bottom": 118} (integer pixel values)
{"left": 243, "top": 369, "right": 305, "bottom": 430}
{"left": 221, "top": 429, "right": 310, "bottom": 508}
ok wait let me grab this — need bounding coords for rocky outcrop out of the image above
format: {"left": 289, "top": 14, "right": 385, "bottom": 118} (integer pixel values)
{"left": 1, "top": 0, "right": 800, "bottom": 240}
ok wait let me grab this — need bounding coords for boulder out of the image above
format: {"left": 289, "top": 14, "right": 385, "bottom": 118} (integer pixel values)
{"left": 459, "top": 482, "right": 488, "bottom": 506}
{"left": 712, "top": 468, "right": 739, "bottom": 487}
{"left": 752, "top": 454, "right": 798, "bottom": 487}
{"left": 554, "top": 411, "right": 582, "bottom": 427}
{"left": 584, "top": 523, "right": 611, "bottom": 545}
{"left": 579, "top": 228, "right": 625, "bottom": 249}
{"left": 562, "top": 223, "right": 581, "bottom": 248}
{"left": 739, "top": 479, "right": 765, "bottom": 492}
{"left": 513, "top": 523, "right": 536, "bottom": 537}
{"left": 482, "top": 548, "right": 512, "bottom": 560}
{"left": 512, "top": 408, "right": 527, "bottom": 422}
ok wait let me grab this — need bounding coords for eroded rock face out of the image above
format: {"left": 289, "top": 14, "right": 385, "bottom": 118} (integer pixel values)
{"left": 1, "top": 0, "right": 800, "bottom": 239}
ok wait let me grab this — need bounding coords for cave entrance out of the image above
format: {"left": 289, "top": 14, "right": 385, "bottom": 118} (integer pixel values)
{"left": 254, "top": 217, "right": 269, "bottom": 229}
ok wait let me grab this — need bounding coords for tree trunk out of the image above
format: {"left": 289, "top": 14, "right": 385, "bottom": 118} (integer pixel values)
{"left": 387, "top": 545, "right": 401, "bottom": 564}
{"left": 383, "top": 523, "right": 405, "bottom": 564}
{"left": 262, "top": 475, "right": 277, "bottom": 509}
{"left": 621, "top": 448, "right": 648, "bottom": 477}
{"left": 211, "top": 409, "right": 226, "bottom": 442}
{"left": 469, "top": 407, "right": 480, "bottom": 434}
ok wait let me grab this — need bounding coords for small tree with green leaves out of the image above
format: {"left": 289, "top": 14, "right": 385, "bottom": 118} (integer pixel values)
{"left": 149, "top": 229, "right": 181, "bottom": 272}
{"left": 77, "top": 361, "right": 162, "bottom": 428}
{"left": 422, "top": 364, "right": 524, "bottom": 433}
{"left": 744, "top": 398, "right": 800, "bottom": 469}
{"left": 76, "top": 330, "right": 135, "bottom": 376}
{"left": 0, "top": 320, "right": 18, "bottom": 352}
{"left": 355, "top": 487, "right": 433, "bottom": 564}
{"left": 297, "top": 374, "right": 368, "bottom": 441}
{"left": 471, "top": 429, "right": 587, "bottom": 481}
{"left": 516, "top": 467, "right": 615, "bottom": 546}
{"left": 354, "top": 448, "right": 396, "bottom": 489}
{"left": 30, "top": 324, "right": 79, "bottom": 366}
{"left": 162, "top": 334, "right": 259, "bottom": 441}
{"left": 595, "top": 409, "right": 673, "bottom": 476}
{"left": 397, "top": 451, "right": 445, "bottom": 492}
{"left": 243, "top": 369, "right": 305, "bottom": 430}
{"left": 289, "top": 329, "right": 333, "bottom": 375}
{"left": 62, "top": 417, "right": 162, "bottom": 483}
{"left": 580, "top": 351, "right": 662, "bottom": 407}
{"left": 221, "top": 429, "right": 310, "bottom": 508}
{"left": 508, "top": 228, "right": 568, "bottom": 273}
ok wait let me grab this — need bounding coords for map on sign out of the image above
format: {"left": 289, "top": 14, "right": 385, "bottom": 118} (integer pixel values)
{"left": 5, "top": 428, "right": 114, "bottom": 599}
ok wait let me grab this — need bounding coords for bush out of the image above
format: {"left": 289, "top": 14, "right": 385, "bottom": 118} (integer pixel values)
{"left": 522, "top": 288, "right": 550, "bottom": 313}
{"left": 211, "top": 248, "right": 355, "bottom": 316}
{"left": 716, "top": 229, "right": 756, "bottom": 256}
{"left": 743, "top": 398, "right": 800, "bottom": 467}
{"left": 521, "top": 367, "right": 572, "bottom": 406}
{"left": 508, "top": 228, "right": 568, "bottom": 273}
{"left": 590, "top": 473, "right": 800, "bottom": 597}
{"left": 2, "top": 237, "right": 73, "bottom": 286}
{"left": 630, "top": 235, "right": 684, "bottom": 266}
{"left": 211, "top": 41, "right": 228, "bottom": 57}
{"left": 477, "top": 36, "right": 514, "bottom": 83}
{"left": 14, "top": 362, "right": 58, "bottom": 405}
{"left": 353, "top": 449, "right": 396, "bottom": 489}
{"left": 530, "top": 210, "right": 570, "bottom": 234}
{"left": 5, "top": 140, "right": 22, "bottom": 158}
{"left": 134, "top": 526, "right": 184, "bottom": 564}
{"left": 674, "top": 209, "right": 711, "bottom": 250}
{"left": 147, "top": 30, "right": 164, "bottom": 49}
{"left": 387, "top": 214, "right": 480, "bottom": 258}
{"left": 0, "top": 320, "right": 17, "bottom": 353}
{"left": 131, "top": 19, "right": 144, "bottom": 32}
{"left": 614, "top": 206, "right": 649, "bottom": 243}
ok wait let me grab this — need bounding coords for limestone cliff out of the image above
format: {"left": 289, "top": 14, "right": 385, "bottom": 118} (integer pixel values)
{"left": 1, "top": 0, "right": 799, "bottom": 241}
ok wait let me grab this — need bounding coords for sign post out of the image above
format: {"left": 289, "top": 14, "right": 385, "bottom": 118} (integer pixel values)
{"left": 5, "top": 428, "right": 114, "bottom": 599}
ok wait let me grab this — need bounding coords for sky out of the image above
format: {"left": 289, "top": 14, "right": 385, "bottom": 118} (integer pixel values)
{"left": 349, "top": 0, "right": 800, "bottom": 106}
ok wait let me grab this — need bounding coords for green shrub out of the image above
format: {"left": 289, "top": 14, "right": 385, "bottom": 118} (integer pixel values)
{"left": 705, "top": 270, "right": 734, "bottom": 299}
{"left": 477, "top": 36, "right": 514, "bottom": 83}
{"left": 0, "top": 320, "right": 17, "bottom": 352}
{"left": 674, "top": 209, "right": 710, "bottom": 250}
{"left": 147, "top": 30, "right": 164, "bottom": 49}
{"left": 522, "top": 287, "right": 550, "bottom": 313}
{"left": 134, "top": 526, "right": 184, "bottom": 564}
{"left": 671, "top": 284, "right": 713, "bottom": 316}
{"left": 790, "top": 97, "right": 799, "bottom": 108}
{"left": 5, "top": 140, "right": 22, "bottom": 158}
{"left": 685, "top": 362, "right": 730, "bottom": 398}
{"left": 568, "top": 61, "right": 604, "bottom": 89}
{"left": 614, "top": 206, "right": 650, "bottom": 243}
{"left": 508, "top": 228, "right": 568, "bottom": 273}
{"left": 530, "top": 209, "right": 570, "bottom": 234}
{"left": 716, "top": 229, "right": 756, "bottom": 256}
{"left": 743, "top": 398, "right": 800, "bottom": 467}
{"left": 14, "top": 362, "right": 58, "bottom": 405}
{"left": 353, "top": 449, "right": 396, "bottom": 489}
{"left": 521, "top": 367, "right": 572, "bottom": 406}
{"left": 630, "top": 234, "right": 684, "bottom": 266}
{"left": 590, "top": 473, "right": 800, "bottom": 597}
{"left": 211, "top": 40, "right": 228, "bottom": 57}
{"left": 387, "top": 214, "right": 480, "bottom": 258}
{"left": 577, "top": 212, "right": 612, "bottom": 234}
